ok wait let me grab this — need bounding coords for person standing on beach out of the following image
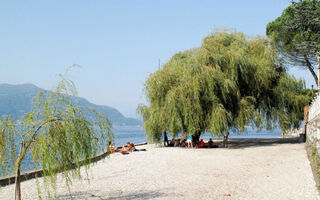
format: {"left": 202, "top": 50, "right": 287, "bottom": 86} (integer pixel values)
{"left": 187, "top": 134, "right": 193, "bottom": 148}
{"left": 163, "top": 130, "right": 169, "bottom": 147}
{"left": 224, "top": 131, "right": 229, "bottom": 148}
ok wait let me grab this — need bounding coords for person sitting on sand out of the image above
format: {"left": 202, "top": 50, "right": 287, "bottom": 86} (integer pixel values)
{"left": 179, "top": 134, "right": 187, "bottom": 147}
{"left": 208, "top": 138, "right": 214, "bottom": 148}
{"left": 106, "top": 141, "right": 116, "bottom": 153}
{"left": 168, "top": 139, "right": 175, "bottom": 147}
{"left": 173, "top": 139, "right": 179, "bottom": 147}
{"left": 200, "top": 139, "right": 205, "bottom": 148}
{"left": 180, "top": 139, "right": 186, "bottom": 147}
{"left": 180, "top": 133, "right": 187, "bottom": 141}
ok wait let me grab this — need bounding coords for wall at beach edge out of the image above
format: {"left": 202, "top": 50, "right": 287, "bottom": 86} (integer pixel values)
{"left": 306, "top": 93, "right": 320, "bottom": 190}
{"left": 0, "top": 149, "right": 110, "bottom": 187}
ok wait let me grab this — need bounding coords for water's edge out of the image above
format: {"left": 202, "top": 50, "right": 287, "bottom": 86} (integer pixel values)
{"left": 0, "top": 142, "right": 148, "bottom": 186}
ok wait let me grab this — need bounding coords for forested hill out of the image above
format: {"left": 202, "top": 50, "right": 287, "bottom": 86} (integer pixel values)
{"left": 0, "top": 83, "right": 141, "bottom": 126}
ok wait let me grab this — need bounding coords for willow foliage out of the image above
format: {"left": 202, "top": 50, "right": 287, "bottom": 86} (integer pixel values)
{"left": 138, "top": 30, "right": 310, "bottom": 142}
{"left": 0, "top": 70, "right": 113, "bottom": 200}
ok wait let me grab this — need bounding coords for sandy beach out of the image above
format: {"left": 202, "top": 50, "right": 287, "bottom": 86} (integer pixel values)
{"left": 0, "top": 141, "right": 319, "bottom": 200}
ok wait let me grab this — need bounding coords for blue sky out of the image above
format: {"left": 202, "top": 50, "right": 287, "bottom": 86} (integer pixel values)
{"left": 0, "top": 0, "right": 314, "bottom": 118}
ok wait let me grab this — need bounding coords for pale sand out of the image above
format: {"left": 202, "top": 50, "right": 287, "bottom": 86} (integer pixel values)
{"left": 1, "top": 143, "right": 319, "bottom": 200}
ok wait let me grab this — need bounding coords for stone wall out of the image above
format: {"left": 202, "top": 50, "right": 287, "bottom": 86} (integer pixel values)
{"left": 306, "top": 93, "right": 320, "bottom": 190}
{"left": 307, "top": 93, "right": 320, "bottom": 151}
{"left": 283, "top": 128, "right": 303, "bottom": 138}
{"left": 307, "top": 116, "right": 320, "bottom": 152}
{"left": 308, "top": 93, "right": 320, "bottom": 121}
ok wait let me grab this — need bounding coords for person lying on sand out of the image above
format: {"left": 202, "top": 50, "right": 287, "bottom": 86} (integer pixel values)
{"left": 118, "top": 142, "right": 147, "bottom": 154}
{"left": 120, "top": 142, "right": 133, "bottom": 153}
{"left": 130, "top": 143, "right": 137, "bottom": 151}
{"left": 119, "top": 142, "right": 144, "bottom": 153}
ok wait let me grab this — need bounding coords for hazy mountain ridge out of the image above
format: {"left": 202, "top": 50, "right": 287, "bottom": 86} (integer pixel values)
{"left": 0, "top": 83, "right": 141, "bottom": 126}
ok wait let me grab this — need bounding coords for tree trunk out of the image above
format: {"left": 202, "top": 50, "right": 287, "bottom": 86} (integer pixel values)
{"left": 15, "top": 142, "right": 23, "bottom": 200}
{"left": 304, "top": 55, "right": 318, "bottom": 87}
{"left": 14, "top": 167, "right": 21, "bottom": 200}
{"left": 194, "top": 131, "right": 201, "bottom": 142}
{"left": 318, "top": 54, "right": 320, "bottom": 89}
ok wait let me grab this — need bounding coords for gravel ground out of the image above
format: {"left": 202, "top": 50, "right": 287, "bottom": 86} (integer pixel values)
{"left": 0, "top": 142, "right": 319, "bottom": 200}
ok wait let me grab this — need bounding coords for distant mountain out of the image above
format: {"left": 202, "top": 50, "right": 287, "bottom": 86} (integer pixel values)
{"left": 0, "top": 83, "right": 141, "bottom": 126}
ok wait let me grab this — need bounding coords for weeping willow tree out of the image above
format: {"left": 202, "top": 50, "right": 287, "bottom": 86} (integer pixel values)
{"left": 138, "top": 30, "right": 310, "bottom": 142}
{"left": 0, "top": 70, "right": 113, "bottom": 200}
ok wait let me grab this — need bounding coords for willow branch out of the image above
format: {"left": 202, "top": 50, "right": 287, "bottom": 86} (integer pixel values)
{"left": 15, "top": 127, "right": 25, "bottom": 144}
{"left": 25, "top": 118, "right": 62, "bottom": 151}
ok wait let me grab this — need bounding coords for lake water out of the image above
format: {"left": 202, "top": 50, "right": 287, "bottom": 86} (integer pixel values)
{"left": 114, "top": 125, "right": 282, "bottom": 145}
{"left": 1, "top": 126, "right": 282, "bottom": 177}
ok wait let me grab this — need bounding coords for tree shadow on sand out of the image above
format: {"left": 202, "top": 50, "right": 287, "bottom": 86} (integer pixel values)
{"left": 225, "top": 137, "right": 302, "bottom": 149}
{"left": 54, "top": 188, "right": 181, "bottom": 200}
{"left": 105, "top": 189, "right": 181, "bottom": 200}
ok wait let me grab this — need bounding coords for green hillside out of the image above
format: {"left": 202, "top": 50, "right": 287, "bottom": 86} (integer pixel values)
{"left": 0, "top": 83, "right": 141, "bottom": 126}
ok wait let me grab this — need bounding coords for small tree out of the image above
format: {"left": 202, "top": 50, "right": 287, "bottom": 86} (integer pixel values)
{"left": 0, "top": 70, "right": 113, "bottom": 200}
{"left": 266, "top": 0, "right": 320, "bottom": 86}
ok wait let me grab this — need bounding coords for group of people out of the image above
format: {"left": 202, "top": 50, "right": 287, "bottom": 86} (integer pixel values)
{"left": 163, "top": 131, "right": 219, "bottom": 148}
{"left": 107, "top": 130, "right": 229, "bottom": 153}
{"left": 106, "top": 141, "right": 138, "bottom": 154}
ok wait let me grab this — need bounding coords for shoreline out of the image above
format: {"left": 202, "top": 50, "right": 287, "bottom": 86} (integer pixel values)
{"left": 0, "top": 137, "right": 302, "bottom": 183}
{"left": 0, "top": 142, "right": 148, "bottom": 186}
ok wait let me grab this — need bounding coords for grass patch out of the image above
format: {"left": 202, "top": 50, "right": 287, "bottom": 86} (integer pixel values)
{"left": 306, "top": 143, "right": 320, "bottom": 190}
